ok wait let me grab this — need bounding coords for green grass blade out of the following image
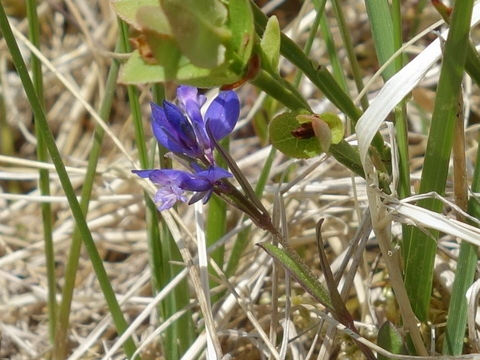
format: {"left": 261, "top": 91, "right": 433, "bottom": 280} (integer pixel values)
{"left": 403, "top": 0, "right": 474, "bottom": 321}
{"left": 25, "top": 0, "right": 56, "bottom": 343}
{"left": 319, "top": 13, "right": 348, "bottom": 93}
{"left": 258, "top": 243, "right": 333, "bottom": 309}
{"left": 0, "top": 5, "right": 137, "bottom": 357}
{"left": 443, "top": 241, "right": 477, "bottom": 354}
{"left": 150, "top": 84, "right": 195, "bottom": 357}
{"left": 293, "top": 0, "right": 325, "bottom": 87}
{"left": 54, "top": 40, "right": 122, "bottom": 359}
{"left": 432, "top": 3, "right": 480, "bottom": 89}
{"left": 443, "top": 129, "right": 480, "bottom": 355}
{"left": 330, "top": 0, "right": 369, "bottom": 110}
{"left": 364, "top": 0, "right": 396, "bottom": 80}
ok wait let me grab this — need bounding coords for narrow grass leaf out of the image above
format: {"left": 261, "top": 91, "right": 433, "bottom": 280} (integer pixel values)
{"left": 0, "top": 4, "right": 137, "bottom": 356}
{"left": 258, "top": 243, "right": 333, "bottom": 310}
{"left": 443, "top": 105, "right": 480, "bottom": 355}
{"left": 26, "top": 0, "right": 56, "bottom": 343}
{"left": 364, "top": 0, "right": 396, "bottom": 80}
{"left": 356, "top": 4, "right": 480, "bottom": 164}
{"left": 403, "top": 0, "right": 474, "bottom": 320}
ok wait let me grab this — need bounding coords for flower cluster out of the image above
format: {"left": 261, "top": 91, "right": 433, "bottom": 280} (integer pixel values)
{"left": 132, "top": 86, "right": 239, "bottom": 210}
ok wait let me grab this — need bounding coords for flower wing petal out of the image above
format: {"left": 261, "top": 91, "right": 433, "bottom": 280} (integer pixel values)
{"left": 132, "top": 169, "right": 156, "bottom": 179}
{"left": 150, "top": 102, "right": 187, "bottom": 154}
{"left": 147, "top": 169, "right": 192, "bottom": 185}
{"left": 196, "top": 166, "right": 233, "bottom": 182}
{"left": 205, "top": 91, "right": 240, "bottom": 141}
{"left": 163, "top": 100, "right": 200, "bottom": 156}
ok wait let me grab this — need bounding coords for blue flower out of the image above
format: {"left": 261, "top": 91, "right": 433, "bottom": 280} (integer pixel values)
{"left": 133, "top": 166, "right": 232, "bottom": 211}
{"left": 151, "top": 86, "right": 240, "bottom": 164}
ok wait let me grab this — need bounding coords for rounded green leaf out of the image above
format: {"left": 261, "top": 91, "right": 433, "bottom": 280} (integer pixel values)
{"left": 112, "top": 0, "right": 159, "bottom": 29}
{"left": 160, "top": 0, "right": 231, "bottom": 69}
{"left": 269, "top": 111, "right": 322, "bottom": 158}
{"left": 119, "top": 51, "right": 241, "bottom": 87}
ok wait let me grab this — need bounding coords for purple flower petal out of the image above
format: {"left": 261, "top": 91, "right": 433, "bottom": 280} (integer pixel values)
{"left": 177, "top": 86, "right": 206, "bottom": 109}
{"left": 202, "top": 189, "right": 214, "bottom": 204}
{"left": 154, "top": 186, "right": 187, "bottom": 210}
{"left": 133, "top": 165, "right": 232, "bottom": 211}
{"left": 162, "top": 101, "right": 199, "bottom": 155}
{"left": 179, "top": 176, "right": 212, "bottom": 192}
{"left": 131, "top": 169, "right": 156, "bottom": 178}
{"left": 205, "top": 91, "right": 239, "bottom": 141}
{"left": 196, "top": 166, "right": 233, "bottom": 183}
{"left": 150, "top": 103, "right": 187, "bottom": 154}
{"left": 177, "top": 86, "right": 211, "bottom": 155}
{"left": 148, "top": 169, "right": 193, "bottom": 185}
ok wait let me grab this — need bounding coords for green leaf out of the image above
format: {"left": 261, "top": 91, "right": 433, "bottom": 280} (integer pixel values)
{"left": 269, "top": 111, "right": 322, "bottom": 158}
{"left": 377, "top": 321, "right": 406, "bottom": 360}
{"left": 160, "top": 0, "right": 231, "bottom": 68}
{"left": 135, "top": 5, "right": 172, "bottom": 35}
{"left": 112, "top": 0, "right": 159, "bottom": 29}
{"left": 258, "top": 243, "right": 333, "bottom": 310}
{"left": 227, "top": 0, "right": 255, "bottom": 71}
{"left": 260, "top": 15, "right": 280, "bottom": 71}
{"left": 119, "top": 51, "right": 240, "bottom": 87}
{"left": 135, "top": 6, "right": 181, "bottom": 73}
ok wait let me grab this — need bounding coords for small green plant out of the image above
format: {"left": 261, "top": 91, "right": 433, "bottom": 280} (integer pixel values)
{"left": 1, "top": 0, "right": 480, "bottom": 358}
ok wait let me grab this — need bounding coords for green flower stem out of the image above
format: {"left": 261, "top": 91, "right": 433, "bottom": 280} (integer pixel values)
{"left": 0, "top": 5, "right": 137, "bottom": 357}
{"left": 207, "top": 137, "right": 228, "bottom": 300}
{"left": 251, "top": 1, "right": 360, "bottom": 120}
{"left": 26, "top": 0, "right": 56, "bottom": 344}
{"left": 252, "top": 69, "right": 310, "bottom": 111}
{"left": 225, "top": 146, "right": 276, "bottom": 277}
{"left": 403, "top": 0, "right": 473, "bottom": 321}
